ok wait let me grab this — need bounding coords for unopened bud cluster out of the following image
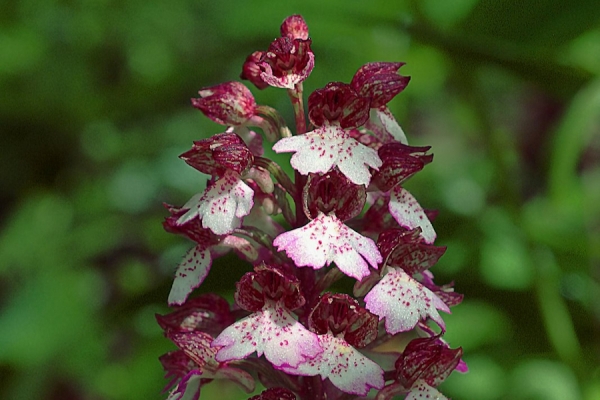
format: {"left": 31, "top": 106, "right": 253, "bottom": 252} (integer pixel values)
{"left": 158, "top": 15, "right": 466, "bottom": 400}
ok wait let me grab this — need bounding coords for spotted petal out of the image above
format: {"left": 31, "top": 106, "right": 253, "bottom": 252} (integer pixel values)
{"left": 280, "top": 335, "right": 384, "bottom": 396}
{"left": 366, "top": 106, "right": 408, "bottom": 144}
{"left": 177, "top": 170, "right": 254, "bottom": 235}
{"left": 168, "top": 245, "right": 212, "bottom": 306}
{"left": 389, "top": 186, "right": 436, "bottom": 244}
{"left": 364, "top": 268, "right": 449, "bottom": 334}
{"left": 212, "top": 300, "right": 321, "bottom": 368}
{"left": 273, "top": 214, "right": 381, "bottom": 280}
{"left": 272, "top": 125, "right": 382, "bottom": 186}
{"left": 406, "top": 380, "right": 447, "bottom": 400}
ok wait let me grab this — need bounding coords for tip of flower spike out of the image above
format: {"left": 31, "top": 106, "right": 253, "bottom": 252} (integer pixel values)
{"left": 260, "top": 37, "right": 315, "bottom": 89}
{"left": 280, "top": 15, "right": 309, "bottom": 40}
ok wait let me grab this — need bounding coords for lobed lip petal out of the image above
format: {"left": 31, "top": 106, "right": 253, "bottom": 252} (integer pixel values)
{"left": 273, "top": 214, "right": 381, "bottom": 280}
{"left": 364, "top": 267, "right": 449, "bottom": 334}
{"left": 272, "top": 125, "right": 381, "bottom": 186}
{"left": 177, "top": 171, "right": 254, "bottom": 235}
{"left": 388, "top": 186, "right": 436, "bottom": 244}
{"left": 405, "top": 380, "right": 447, "bottom": 400}
{"left": 280, "top": 334, "right": 384, "bottom": 396}
{"left": 212, "top": 301, "right": 322, "bottom": 368}
{"left": 168, "top": 245, "right": 212, "bottom": 306}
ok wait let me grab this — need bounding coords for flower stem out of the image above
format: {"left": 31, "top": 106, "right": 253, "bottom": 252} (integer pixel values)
{"left": 288, "top": 82, "right": 309, "bottom": 228}
{"left": 288, "top": 82, "right": 307, "bottom": 135}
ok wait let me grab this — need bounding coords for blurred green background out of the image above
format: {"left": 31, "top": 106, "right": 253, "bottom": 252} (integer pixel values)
{"left": 1, "top": 0, "right": 599, "bottom": 399}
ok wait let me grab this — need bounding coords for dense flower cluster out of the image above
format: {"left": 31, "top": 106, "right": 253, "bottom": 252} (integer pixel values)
{"left": 158, "top": 15, "right": 466, "bottom": 400}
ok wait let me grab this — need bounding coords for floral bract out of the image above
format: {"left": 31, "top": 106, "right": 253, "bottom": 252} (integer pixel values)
{"left": 158, "top": 14, "right": 466, "bottom": 400}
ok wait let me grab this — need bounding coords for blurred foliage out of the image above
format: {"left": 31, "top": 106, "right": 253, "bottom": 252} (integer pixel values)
{"left": 1, "top": 0, "right": 599, "bottom": 399}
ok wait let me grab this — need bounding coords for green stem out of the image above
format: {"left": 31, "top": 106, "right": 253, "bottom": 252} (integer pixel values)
{"left": 287, "top": 82, "right": 309, "bottom": 228}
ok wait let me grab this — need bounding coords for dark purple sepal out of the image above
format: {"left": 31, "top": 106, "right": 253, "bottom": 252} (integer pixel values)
{"left": 249, "top": 387, "right": 297, "bottom": 400}
{"left": 191, "top": 81, "right": 257, "bottom": 126}
{"left": 303, "top": 169, "right": 366, "bottom": 221}
{"left": 395, "top": 335, "right": 463, "bottom": 389}
{"left": 351, "top": 62, "right": 410, "bottom": 108}
{"left": 361, "top": 195, "right": 399, "bottom": 235}
{"left": 372, "top": 142, "right": 433, "bottom": 192}
{"left": 235, "top": 263, "right": 305, "bottom": 312}
{"left": 166, "top": 331, "right": 219, "bottom": 371}
{"left": 159, "top": 350, "right": 196, "bottom": 392}
{"left": 280, "top": 14, "right": 309, "bottom": 40}
{"left": 378, "top": 228, "right": 446, "bottom": 276}
{"left": 167, "top": 370, "right": 205, "bottom": 400}
{"left": 308, "top": 293, "right": 378, "bottom": 348}
{"left": 241, "top": 51, "right": 269, "bottom": 89}
{"left": 308, "top": 82, "right": 370, "bottom": 129}
{"left": 156, "top": 293, "right": 234, "bottom": 337}
{"left": 180, "top": 131, "right": 254, "bottom": 176}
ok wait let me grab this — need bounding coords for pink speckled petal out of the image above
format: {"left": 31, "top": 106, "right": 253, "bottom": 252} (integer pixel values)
{"left": 272, "top": 125, "right": 381, "bottom": 186}
{"left": 365, "top": 106, "right": 408, "bottom": 144}
{"left": 389, "top": 186, "right": 436, "bottom": 244}
{"left": 212, "top": 301, "right": 321, "bottom": 368}
{"left": 180, "top": 170, "right": 254, "bottom": 235}
{"left": 406, "top": 380, "right": 447, "bottom": 400}
{"left": 168, "top": 245, "right": 212, "bottom": 306}
{"left": 273, "top": 214, "right": 381, "bottom": 280}
{"left": 364, "top": 268, "right": 449, "bottom": 334}
{"left": 281, "top": 335, "right": 384, "bottom": 396}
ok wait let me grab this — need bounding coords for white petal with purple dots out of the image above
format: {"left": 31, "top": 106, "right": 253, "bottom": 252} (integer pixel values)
{"left": 364, "top": 267, "right": 449, "bottom": 334}
{"left": 406, "top": 380, "right": 448, "bottom": 400}
{"left": 273, "top": 214, "right": 382, "bottom": 281}
{"left": 177, "top": 170, "right": 254, "bottom": 235}
{"left": 389, "top": 186, "right": 436, "bottom": 244}
{"left": 168, "top": 245, "right": 212, "bottom": 306}
{"left": 212, "top": 300, "right": 321, "bottom": 368}
{"left": 280, "top": 334, "right": 384, "bottom": 396}
{"left": 272, "top": 125, "right": 382, "bottom": 186}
